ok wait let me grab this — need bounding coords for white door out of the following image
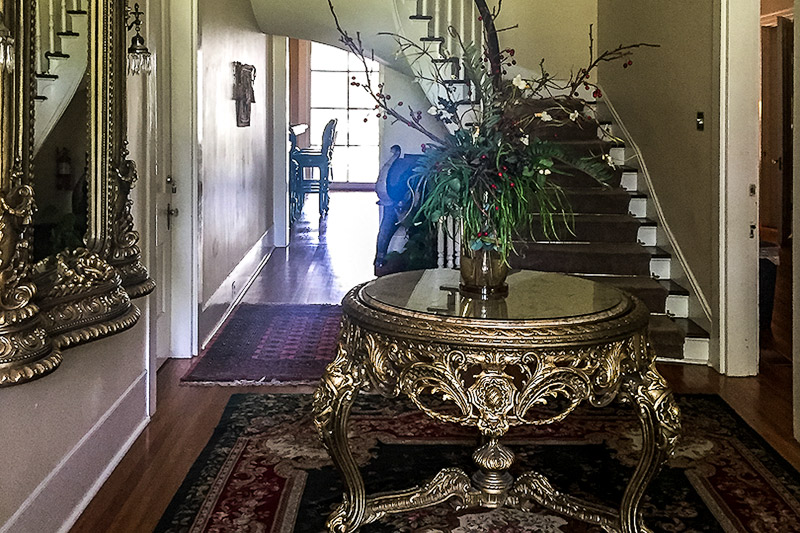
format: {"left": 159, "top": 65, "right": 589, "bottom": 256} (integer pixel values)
{"left": 151, "top": 0, "right": 175, "bottom": 369}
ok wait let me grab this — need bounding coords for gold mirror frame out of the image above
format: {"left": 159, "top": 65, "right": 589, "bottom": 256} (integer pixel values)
{"left": 0, "top": 0, "right": 154, "bottom": 386}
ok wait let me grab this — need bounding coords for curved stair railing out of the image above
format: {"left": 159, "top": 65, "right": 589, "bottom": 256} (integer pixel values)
{"left": 33, "top": 0, "right": 88, "bottom": 153}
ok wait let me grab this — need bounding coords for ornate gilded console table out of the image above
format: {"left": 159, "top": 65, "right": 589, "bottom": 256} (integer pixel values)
{"left": 313, "top": 269, "right": 681, "bottom": 532}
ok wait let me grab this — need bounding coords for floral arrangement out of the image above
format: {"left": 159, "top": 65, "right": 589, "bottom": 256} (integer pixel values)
{"left": 329, "top": 0, "right": 656, "bottom": 265}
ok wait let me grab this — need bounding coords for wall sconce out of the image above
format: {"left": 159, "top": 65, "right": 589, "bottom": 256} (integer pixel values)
{"left": 126, "top": 2, "right": 152, "bottom": 75}
{"left": 0, "top": 13, "right": 14, "bottom": 74}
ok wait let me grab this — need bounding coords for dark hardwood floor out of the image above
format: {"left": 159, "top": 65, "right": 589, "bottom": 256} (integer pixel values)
{"left": 70, "top": 192, "right": 798, "bottom": 533}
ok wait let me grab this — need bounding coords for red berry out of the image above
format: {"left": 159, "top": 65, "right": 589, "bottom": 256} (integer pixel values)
{"left": 478, "top": 16, "right": 483, "bottom": 21}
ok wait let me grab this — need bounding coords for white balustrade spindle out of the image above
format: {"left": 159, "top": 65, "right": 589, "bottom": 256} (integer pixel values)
{"left": 47, "top": 0, "right": 56, "bottom": 54}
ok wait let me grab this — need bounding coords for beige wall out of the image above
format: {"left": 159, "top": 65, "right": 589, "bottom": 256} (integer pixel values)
{"left": 496, "top": 0, "right": 597, "bottom": 77}
{"left": 597, "top": 2, "right": 719, "bottom": 313}
{"left": 198, "top": 0, "right": 273, "bottom": 303}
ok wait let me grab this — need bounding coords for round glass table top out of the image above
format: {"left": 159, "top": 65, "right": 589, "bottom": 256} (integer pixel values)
{"left": 361, "top": 269, "right": 627, "bottom": 321}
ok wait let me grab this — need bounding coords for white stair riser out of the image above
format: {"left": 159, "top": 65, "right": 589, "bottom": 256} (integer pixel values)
{"left": 637, "top": 225, "right": 656, "bottom": 246}
{"left": 609, "top": 146, "right": 627, "bottom": 166}
{"left": 682, "top": 337, "right": 710, "bottom": 363}
{"left": 628, "top": 197, "right": 647, "bottom": 218}
{"left": 621, "top": 171, "right": 638, "bottom": 192}
{"left": 597, "top": 123, "right": 616, "bottom": 138}
{"left": 665, "top": 294, "right": 689, "bottom": 318}
{"left": 650, "top": 257, "right": 670, "bottom": 279}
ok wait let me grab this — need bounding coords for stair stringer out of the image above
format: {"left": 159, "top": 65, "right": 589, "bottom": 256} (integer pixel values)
{"left": 596, "top": 92, "right": 712, "bottom": 364}
{"left": 34, "top": 9, "right": 88, "bottom": 154}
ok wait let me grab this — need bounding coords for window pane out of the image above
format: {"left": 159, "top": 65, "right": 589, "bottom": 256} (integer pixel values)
{"left": 310, "top": 71, "right": 348, "bottom": 108}
{"left": 311, "top": 42, "right": 350, "bottom": 71}
{"left": 349, "top": 72, "right": 378, "bottom": 109}
{"left": 346, "top": 146, "right": 380, "bottom": 182}
{"left": 309, "top": 109, "right": 347, "bottom": 148}
{"left": 328, "top": 148, "right": 347, "bottom": 182}
{"left": 348, "top": 111, "right": 380, "bottom": 146}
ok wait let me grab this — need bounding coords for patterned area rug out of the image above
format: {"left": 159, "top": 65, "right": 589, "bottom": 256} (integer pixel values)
{"left": 155, "top": 394, "right": 800, "bottom": 532}
{"left": 181, "top": 304, "right": 342, "bottom": 386}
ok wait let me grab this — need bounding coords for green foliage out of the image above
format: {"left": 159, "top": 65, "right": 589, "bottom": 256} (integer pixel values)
{"left": 412, "top": 31, "right": 616, "bottom": 264}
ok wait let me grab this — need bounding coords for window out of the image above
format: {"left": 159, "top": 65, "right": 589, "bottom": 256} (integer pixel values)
{"left": 310, "top": 42, "right": 380, "bottom": 183}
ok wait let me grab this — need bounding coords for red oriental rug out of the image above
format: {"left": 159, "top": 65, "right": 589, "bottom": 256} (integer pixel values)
{"left": 155, "top": 394, "right": 800, "bottom": 532}
{"left": 181, "top": 304, "right": 342, "bottom": 386}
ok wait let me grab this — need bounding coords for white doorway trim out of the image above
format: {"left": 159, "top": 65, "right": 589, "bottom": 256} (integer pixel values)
{"left": 271, "top": 36, "right": 290, "bottom": 248}
{"left": 717, "top": 0, "right": 760, "bottom": 376}
{"left": 168, "top": 0, "right": 200, "bottom": 358}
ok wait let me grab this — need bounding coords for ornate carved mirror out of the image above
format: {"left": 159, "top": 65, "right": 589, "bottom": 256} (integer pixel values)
{"left": 0, "top": 0, "right": 153, "bottom": 387}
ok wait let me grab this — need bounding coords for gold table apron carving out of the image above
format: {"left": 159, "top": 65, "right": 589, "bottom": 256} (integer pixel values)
{"left": 312, "top": 269, "right": 681, "bottom": 533}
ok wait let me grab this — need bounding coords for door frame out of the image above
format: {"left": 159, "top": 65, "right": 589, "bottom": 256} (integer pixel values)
{"left": 717, "top": 0, "right": 760, "bottom": 376}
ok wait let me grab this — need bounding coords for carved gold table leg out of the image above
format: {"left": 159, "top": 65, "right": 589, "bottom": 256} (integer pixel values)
{"left": 313, "top": 337, "right": 370, "bottom": 533}
{"left": 618, "top": 337, "right": 681, "bottom": 533}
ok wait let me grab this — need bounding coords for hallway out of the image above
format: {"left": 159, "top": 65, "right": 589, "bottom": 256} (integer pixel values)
{"left": 241, "top": 191, "right": 378, "bottom": 306}
{"left": 69, "top": 192, "right": 800, "bottom": 532}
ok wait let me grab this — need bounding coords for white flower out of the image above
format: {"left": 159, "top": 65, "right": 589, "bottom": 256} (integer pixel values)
{"left": 537, "top": 111, "right": 553, "bottom": 122}
{"left": 512, "top": 74, "right": 528, "bottom": 90}
{"left": 569, "top": 110, "right": 580, "bottom": 121}
{"left": 603, "top": 153, "right": 617, "bottom": 169}
{"left": 472, "top": 127, "right": 481, "bottom": 142}
{"left": 520, "top": 135, "right": 530, "bottom": 146}
{"left": 427, "top": 105, "right": 439, "bottom": 116}
{"left": 538, "top": 169, "right": 552, "bottom": 175}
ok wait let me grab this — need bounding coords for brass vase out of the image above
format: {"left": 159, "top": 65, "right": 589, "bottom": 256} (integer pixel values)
{"left": 459, "top": 246, "right": 509, "bottom": 298}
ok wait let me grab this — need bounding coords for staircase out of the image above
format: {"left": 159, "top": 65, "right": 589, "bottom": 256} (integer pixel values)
{"left": 33, "top": 0, "right": 89, "bottom": 153}
{"left": 398, "top": 0, "right": 711, "bottom": 363}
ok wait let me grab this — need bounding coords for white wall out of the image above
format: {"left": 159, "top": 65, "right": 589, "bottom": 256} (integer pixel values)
{"left": 0, "top": 325, "right": 149, "bottom": 532}
{"left": 379, "top": 66, "right": 449, "bottom": 159}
